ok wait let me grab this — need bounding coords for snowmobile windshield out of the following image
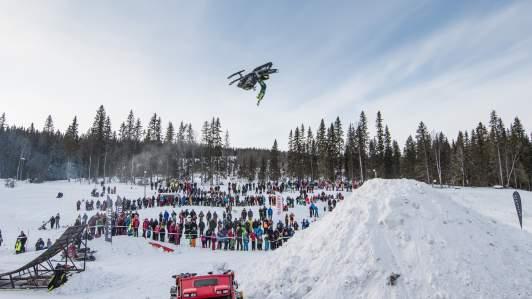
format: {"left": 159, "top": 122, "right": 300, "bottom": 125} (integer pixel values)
{"left": 193, "top": 278, "right": 218, "bottom": 287}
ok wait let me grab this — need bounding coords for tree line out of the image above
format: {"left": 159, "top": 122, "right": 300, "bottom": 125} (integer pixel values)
{"left": 0, "top": 107, "right": 531, "bottom": 189}
{"left": 283, "top": 110, "right": 532, "bottom": 189}
{"left": 0, "top": 106, "right": 231, "bottom": 183}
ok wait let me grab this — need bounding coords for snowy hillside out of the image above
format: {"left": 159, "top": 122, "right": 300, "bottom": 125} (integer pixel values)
{"left": 1, "top": 179, "right": 532, "bottom": 298}
{"left": 240, "top": 179, "right": 532, "bottom": 299}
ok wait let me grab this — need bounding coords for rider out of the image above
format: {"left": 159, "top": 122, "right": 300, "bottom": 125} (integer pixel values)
{"left": 256, "top": 73, "right": 270, "bottom": 105}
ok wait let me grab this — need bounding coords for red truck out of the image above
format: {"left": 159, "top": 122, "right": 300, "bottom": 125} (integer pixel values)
{"left": 170, "top": 271, "right": 244, "bottom": 299}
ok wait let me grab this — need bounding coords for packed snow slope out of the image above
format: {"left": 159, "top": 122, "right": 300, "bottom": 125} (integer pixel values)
{"left": 240, "top": 179, "right": 532, "bottom": 299}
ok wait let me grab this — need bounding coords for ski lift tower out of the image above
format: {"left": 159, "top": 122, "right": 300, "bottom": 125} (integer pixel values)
{"left": 16, "top": 154, "right": 25, "bottom": 181}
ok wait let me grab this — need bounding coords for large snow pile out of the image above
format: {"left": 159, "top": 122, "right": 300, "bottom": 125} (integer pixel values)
{"left": 240, "top": 179, "right": 532, "bottom": 299}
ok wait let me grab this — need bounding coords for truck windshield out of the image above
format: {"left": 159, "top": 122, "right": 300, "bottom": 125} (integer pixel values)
{"left": 193, "top": 278, "right": 219, "bottom": 287}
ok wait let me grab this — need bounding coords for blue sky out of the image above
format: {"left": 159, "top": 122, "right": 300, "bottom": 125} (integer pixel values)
{"left": 0, "top": 1, "right": 531, "bottom": 148}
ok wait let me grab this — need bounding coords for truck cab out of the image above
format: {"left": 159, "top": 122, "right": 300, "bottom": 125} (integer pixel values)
{"left": 170, "top": 271, "right": 243, "bottom": 299}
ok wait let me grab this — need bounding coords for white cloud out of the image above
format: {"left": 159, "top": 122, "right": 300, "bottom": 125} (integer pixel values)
{"left": 284, "top": 1, "right": 532, "bottom": 146}
{"left": 0, "top": 1, "right": 530, "bottom": 149}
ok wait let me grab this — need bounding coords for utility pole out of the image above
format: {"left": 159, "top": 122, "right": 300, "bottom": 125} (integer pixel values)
{"left": 143, "top": 170, "right": 147, "bottom": 198}
{"left": 16, "top": 149, "right": 25, "bottom": 181}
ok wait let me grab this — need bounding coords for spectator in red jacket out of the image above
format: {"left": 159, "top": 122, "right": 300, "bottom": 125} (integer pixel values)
{"left": 142, "top": 218, "right": 149, "bottom": 238}
{"left": 154, "top": 225, "right": 160, "bottom": 241}
{"left": 132, "top": 216, "right": 140, "bottom": 237}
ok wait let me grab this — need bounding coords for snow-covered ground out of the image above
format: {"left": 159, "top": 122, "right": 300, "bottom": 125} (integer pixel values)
{"left": 0, "top": 180, "right": 335, "bottom": 298}
{"left": 240, "top": 179, "right": 532, "bottom": 299}
{"left": 1, "top": 179, "right": 531, "bottom": 298}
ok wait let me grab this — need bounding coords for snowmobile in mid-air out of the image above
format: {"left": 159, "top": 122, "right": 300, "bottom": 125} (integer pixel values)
{"left": 228, "top": 62, "right": 278, "bottom": 106}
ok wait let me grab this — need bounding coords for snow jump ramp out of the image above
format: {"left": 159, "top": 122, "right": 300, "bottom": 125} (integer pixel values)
{"left": 0, "top": 225, "right": 88, "bottom": 289}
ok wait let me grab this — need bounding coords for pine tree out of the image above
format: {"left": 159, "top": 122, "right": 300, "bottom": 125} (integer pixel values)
{"left": 125, "top": 110, "right": 135, "bottom": 141}
{"left": 375, "top": 111, "right": 384, "bottom": 175}
{"left": 293, "top": 127, "right": 304, "bottom": 179}
{"left": 28, "top": 123, "right": 35, "bottom": 135}
{"left": 90, "top": 105, "right": 107, "bottom": 178}
{"left": 392, "top": 140, "right": 401, "bottom": 178}
{"left": 223, "top": 130, "right": 231, "bottom": 177}
{"left": 134, "top": 118, "right": 143, "bottom": 142}
{"left": 213, "top": 118, "right": 223, "bottom": 155}
{"left": 489, "top": 110, "right": 505, "bottom": 186}
{"left": 104, "top": 116, "right": 112, "bottom": 142}
{"left": 186, "top": 123, "right": 195, "bottom": 144}
{"left": 383, "top": 125, "right": 393, "bottom": 178}
{"left": 287, "top": 130, "right": 294, "bottom": 177}
{"left": 326, "top": 123, "right": 337, "bottom": 179}
{"left": 471, "top": 122, "right": 490, "bottom": 186}
{"left": 212, "top": 118, "right": 223, "bottom": 181}
{"left": 177, "top": 121, "right": 186, "bottom": 144}
{"left": 201, "top": 120, "right": 212, "bottom": 181}
{"left": 64, "top": 116, "right": 80, "bottom": 158}
{"left": 306, "top": 127, "right": 316, "bottom": 179}
{"left": 155, "top": 116, "right": 162, "bottom": 143}
{"left": 344, "top": 124, "right": 357, "bottom": 180}
{"left": 270, "top": 139, "right": 281, "bottom": 180}
{"left": 0, "top": 112, "right": 6, "bottom": 131}
{"left": 334, "top": 117, "right": 344, "bottom": 176}
{"left": 415, "top": 121, "right": 431, "bottom": 183}
{"left": 316, "top": 119, "right": 327, "bottom": 178}
{"left": 119, "top": 122, "right": 127, "bottom": 141}
{"left": 368, "top": 139, "right": 377, "bottom": 178}
{"left": 146, "top": 113, "right": 161, "bottom": 143}
{"left": 201, "top": 121, "right": 211, "bottom": 145}
{"left": 356, "top": 111, "right": 369, "bottom": 182}
{"left": 44, "top": 115, "right": 54, "bottom": 133}
{"left": 165, "top": 122, "right": 175, "bottom": 144}
{"left": 402, "top": 135, "right": 416, "bottom": 178}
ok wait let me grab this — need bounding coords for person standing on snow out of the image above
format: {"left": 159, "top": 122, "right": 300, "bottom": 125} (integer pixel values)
{"left": 142, "top": 218, "right": 149, "bottom": 238}
{"left": 55, "top": 213, "right": 60, "bottom": 229}
{"left": 132, "top": 216, "right": 140, "bottom": 237}
{"left": 250, "top": 230, "right": 256, "bottom": 251}
{"left": 264, "top": 233, "right": 270, "bottom": 251}
{"left": 255, "top": 226, "right": 263, "bottom": 250}
{"left": 160, "top": 225, "right": 166, "bottom": 243}
{"left": 241, "top": 229, "right": 248, "bottom": 251}
{"left": 153, "top": 224, "right": 160, "bottom": 241}
{"left": 199, "top": 219, "right": 205, "bottom": 236}
{"left": 201, "top": 232, "right": 208, "bottom": 248}
{"left": 228, "top": 229, "right": 235, "bottom": 250}
{"left": 50, "top": 216, "right": 55, "bottom": 230}
{"left": 190, "top": 222, "right": 198, "bottom": 248}
{"left": 163, "top": 210, "right": 170, "bottom": 224}
{"left": 236, "top": 226, "right": 243, "bottom": 251}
